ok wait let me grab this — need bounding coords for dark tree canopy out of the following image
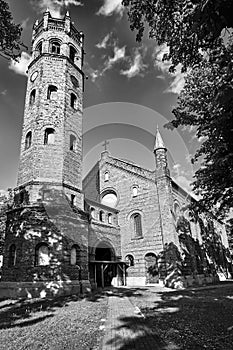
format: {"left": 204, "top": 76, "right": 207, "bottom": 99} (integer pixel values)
{"left": 122, "top": 0, "right": 233, "bottom": 98}
{"left": 171, "top": 39, "right": 233, "bottom": 218}
{"left": 123, "top": 0, "right": 233, "bottom": 219}
{"left": 0, "top": 0, "right": 23, "bottom": 59}
{"left": 122, "top": 0, "right": 233, "bottom": 71}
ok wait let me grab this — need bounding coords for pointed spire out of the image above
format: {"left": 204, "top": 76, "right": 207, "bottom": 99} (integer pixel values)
{"left": 154, "top": 126, "right": 166, "bottom": 151}
{"left": 66, "top": 10, "right": 70, "bottom": 17}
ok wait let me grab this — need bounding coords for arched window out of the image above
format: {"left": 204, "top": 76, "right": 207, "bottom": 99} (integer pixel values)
{"left": 25, "top": 131, "right": 32, "bottom": 150}
{"left": 132, "top": 186, "right": 138, "bottom": 197}
{"left": 70, "top": 245, "right": 80, "bottom": 265}
{"left": 44, "top": 128, "right": 55, "bottom": 145}
{"left": 47, "top": 85, "right": 58, "bottom": 100}
{"left": 69, "top": 46, "right": 76, "bottom": 63}
{"left": 108, "top": 213, "right": 112, "bottom": 224}
{"left": 104, "top": 172, "right": 109, "bottom": 182}
{"left": 29, "top": 89, "right": 36, "bottom": 105}
{"left": 70, "top": 93, "right": 77, "bottom": 109}
{"left": 91, "top": 207, "right": 95, "bottom": 219}
{"left": 70, "top": 134, "right": 77, "bottom": 151}
{"left": 125, "top": 254, "right": 134, "bottom": 267}
{"left": 131, "top": 213, "right": 142, "bottom": 238}
{"left": 71, "top": 194, "right": 75, "bottom": 206}
{"left": 50, "top": 41, "right": 60, "bottom": 54}
{"left": 8, "top": 244, "right": 16, "bottom": 267}
{"left": 99, "top": 210, "right": 104, "bottom": 222}
{"left": 101, "top": 190, "right": 118, "bottom": 208}
{"left": 35, "top": 243, "right": 50, "bottom": 266}
{"left": 36, "top": 41, "right": 42, "bottom": 55}
{"left": 174, "top": 203, "right": 181, "bottom": 220}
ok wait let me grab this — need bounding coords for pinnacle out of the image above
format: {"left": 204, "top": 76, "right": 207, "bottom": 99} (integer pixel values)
{"left": 154, "top": 125, "right": 166, "bottom": 150}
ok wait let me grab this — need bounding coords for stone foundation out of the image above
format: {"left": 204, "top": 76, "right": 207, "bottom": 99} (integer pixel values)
{"left": 0, "top": 280, "right": 91, "bottom": 299}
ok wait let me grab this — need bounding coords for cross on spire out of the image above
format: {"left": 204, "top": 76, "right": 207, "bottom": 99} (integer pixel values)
{"left": 102, "top": 140, "right": 109, "bottom": 151}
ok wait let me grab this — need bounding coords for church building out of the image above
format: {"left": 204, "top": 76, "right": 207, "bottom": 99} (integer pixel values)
{"left": 0, "top": 11, "right": 231, "bottom": 298}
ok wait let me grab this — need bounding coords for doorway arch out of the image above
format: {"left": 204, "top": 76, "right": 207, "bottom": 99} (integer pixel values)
{"left": 94, "top": 241, "right": 117, "bottom": 287}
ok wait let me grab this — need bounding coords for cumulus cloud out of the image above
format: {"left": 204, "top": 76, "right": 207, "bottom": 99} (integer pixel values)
{"left": 9, "top": 52, "right": 32, "bottom": 76}
{"left": 101, "top": 45, "right": 126, "bottom": 75}
{"left": 120, "top": 50, "right": 147, "bottom": 79}
{"left": 0, "top": 90, "right": 7, "bottom": 96}
{"left": 97, "top": 0, "right": 124, "bottom": 17}
{"left": 96, "top": 33, "right": 111, "bottom": 49}
{"left": 31, "top": 0, "right": 83, "bottom": 18}
{"left": 153, "top": 44, "right": 185, "bottom": 94}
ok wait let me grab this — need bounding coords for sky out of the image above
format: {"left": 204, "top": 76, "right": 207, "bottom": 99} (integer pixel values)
{"left": 0, "top": 0, "right": 199, "bottom": 195}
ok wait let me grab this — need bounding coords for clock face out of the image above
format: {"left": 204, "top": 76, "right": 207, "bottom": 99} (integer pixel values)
{"left": 30, "top": 71, "right": 38, "bottom": 82}
{"left": 70, "top": 75, "right": 79, "bottom": 88}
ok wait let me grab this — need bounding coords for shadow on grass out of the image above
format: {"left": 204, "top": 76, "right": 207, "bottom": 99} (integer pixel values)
{"left": 104, "top": 284, "right": 233, "bottom": 350}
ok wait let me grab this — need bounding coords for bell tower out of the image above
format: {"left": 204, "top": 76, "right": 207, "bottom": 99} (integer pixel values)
{"left": 17, "top": 10, "right": 85, "bottom": 208}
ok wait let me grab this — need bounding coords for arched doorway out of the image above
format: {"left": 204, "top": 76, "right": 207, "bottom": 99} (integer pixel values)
{"left": 145, "top": 253, "right": 159, "bottom": 284}
{"left": 94, "top": 242, "right": 116, "bottom": 287}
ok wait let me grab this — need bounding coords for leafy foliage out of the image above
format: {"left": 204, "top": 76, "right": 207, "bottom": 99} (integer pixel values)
{"left": 122, "top": 0, "right": 233, "bottom": 71}
{"left": 123, "top": 0, "right": 233, "bottom": 218}
{"left": 0, "top": 0, "right": 23, "bottom": 59}
{"left": 171, "top": 39, "right": 233, "bottom": 217}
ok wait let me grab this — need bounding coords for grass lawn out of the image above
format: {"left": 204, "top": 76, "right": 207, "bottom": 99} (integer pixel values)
{"left": 0, "top": 292, "right": 108, "bottom": 350}
{"left": 127, "top": 283, "right": 233, "bottom": 350}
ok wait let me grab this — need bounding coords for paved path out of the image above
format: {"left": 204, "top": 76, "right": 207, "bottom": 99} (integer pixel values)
{"left": 101, "top": 290, "right": 166, "bottom": 350}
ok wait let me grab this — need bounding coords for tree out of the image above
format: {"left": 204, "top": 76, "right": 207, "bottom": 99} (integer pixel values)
{"left": 0, "top": 0, "right": 23, "bottom": 59}
{"left": 123, "top": 0, "right": 233, "bottom": 218}
{"left": 122, "top": 0, "right": 233, "bottom": 71}
{"left": 171, "top": 39, "right": 233, "bottom": 218}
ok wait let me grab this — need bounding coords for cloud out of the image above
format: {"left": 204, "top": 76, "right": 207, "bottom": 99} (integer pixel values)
{"left": 120, "top": 50, "right": 147, "bottom": 79}
{"left": 96, "top": 33, "right": 111, "bottom": 49}
{"left": 21, "top": 17, "right": 30, "bottom": 29}
{"left": 9, "top": 52, "right": 32, "bottom": 76}
{"left": 103, "top": 45, "right": 126, "bottom": 73}
{"left": 97, "top": 0, "right": 124, "bottom": 17}
{"left": 175, "top": 175, "right": 192, "bottom": 193}
{"left": 0, "top": 90, "right": 7, "bottom": 96}
{"left": 153, "top": 44, "right": 185, "bottom": 94}
{"left": 31, "top": 0, "right": 83, "bottom": 18}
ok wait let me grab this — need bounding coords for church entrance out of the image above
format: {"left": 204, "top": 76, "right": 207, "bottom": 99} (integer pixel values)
{"left": 145, "top": 253, "right": 159, "bottom": 284}
{"left": 89, "top": 242, "right": 126, "bottom": 287}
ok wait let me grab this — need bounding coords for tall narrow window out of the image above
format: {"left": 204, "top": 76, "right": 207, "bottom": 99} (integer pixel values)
{"left": 99, "top": 210, "right": 104, "bottom": 222}
{"left": 70, "top": 245, "right": 80, "bottom": 265}
{"left": 104, "top": 172, "right": 109, "bottom": 182}
{"left": 108, "top": 213, "right": 112, "bottom": 224}
{"left": 71, "top": 194, "right": 75, "bottom": 206}
{"left": 132, "top": 213, "right": 142, "bottom": 238}
{"left": 29, "top": 89, "right": 36, "bottom": 105}
{"left": 50, "top": 41, "right": 60, "bottom": 54}
{"left": 8, "top": 244, "right": 16, "bottom": 267}
{"left": 44, "top": 128, "right": 55, "bottom": 145}
{"left": 132, "top": 186, "right": 138, "bottom": 197}
{"left": 70, "top": 134, "right": 77, "bottom": 151}
{"left": 36, "top": 41, "right": 42, "bottom": 55}
{"left": 70, "top": 93, "right": 77, "bottom": 109}
{"left": 35, "top": 243, "right": 50, "bottom": 266}
{"left": 25, "top": 131, "right": 32, "bottom": 150}
{"left": 91, "top": 207, "right": 95, "bottom": 219}
{"left": 69, "top": 46, "right": 76, "bottom": 63}
{"left": 47, "top": 85, "right": 58, "bottom": 100}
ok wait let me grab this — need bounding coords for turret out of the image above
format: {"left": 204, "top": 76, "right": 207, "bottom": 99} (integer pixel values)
{"left": 154, "top": 126, "right": 169, "bottom": 176}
